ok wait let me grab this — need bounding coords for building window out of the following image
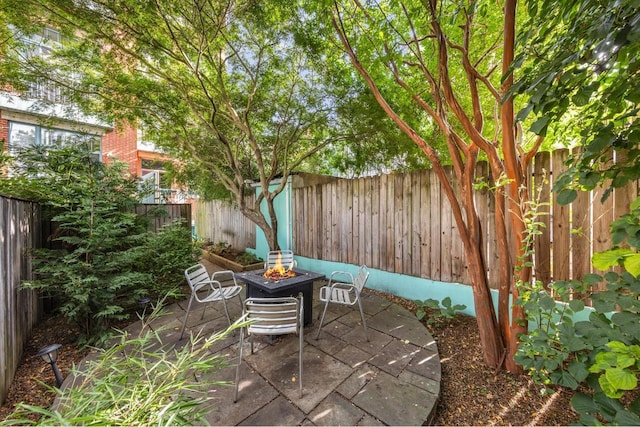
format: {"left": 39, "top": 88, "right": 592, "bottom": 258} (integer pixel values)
{"left": 21, "top": 27, "right": 69, "bottom": 103}
{"left": 140, "top": 158, "right": 182, "bottom": 203}
{"left": 8, "top": 121, "right": 101, "bottom": 158}
{"left": 26, "top": 79, "right": 68, "bottom": 103}
{"left": 7, "top": 122, "right": 37, "bottom": 147}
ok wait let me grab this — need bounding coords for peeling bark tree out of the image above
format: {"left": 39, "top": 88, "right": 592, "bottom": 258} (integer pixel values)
{"left": 330, "top": 0, "right": 538, "bottom": 370}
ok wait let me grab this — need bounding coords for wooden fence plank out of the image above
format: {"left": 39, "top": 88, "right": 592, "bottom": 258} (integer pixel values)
{"left": 330, "top": 182, "right": 339, "bottom": 261}
{"left": 378, "top": 174, "right": 388, "bottom": 271}
{"left": 370, "top": 175, "right": 380, "bottom": 269}
{"left": 349, "top": 179, "right": 364, "bottom": 264}
{"left": 336, "top": 179, "right": 353, "bottom": 263}
{"left": 552, "top": 150, "right": 571, "bottom": 281}
{"left": 316, "top": 184, "right": 324, "bottom": 260}
{"left": 395, "top": 174, "right": 405, "bottom": 273}
{"left": 572, "top": 187, "right": 591, "bottom": 280}
{"left": 569, "top": 147, "right": 590, "bottom": 282}
{"left": 533, "top": 152, "right": 552, "bottom": 286}
{"left": 591, "top": 151, "right": 614, "bottom": 290}
{"left": 411, "top": 172, "right": 422, "bottom": 276}
{"left": 403, "top": 173, "right": 413, "bottom": 274}
{"left": 357, "top": 178, "right": 367, "bottom": 267}
{"left": 386, "top": 174, "right": 396, "bottom": 272}
{"left": 420, "top": 170, "right": 431, "bottom": 279}
{"left": 430, "top": 169, "right": 442, "bottom": 281}
{"left": 322, "top": 183, "right": 330, "bottom": 260}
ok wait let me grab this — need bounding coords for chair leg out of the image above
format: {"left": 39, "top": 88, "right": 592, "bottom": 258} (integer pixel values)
{"left": 299, "top": 321, "right": 303, "bottom": 399}
{"left": 233, "top": 327, "right": 245, "bottom": 403}
{"left": 221, "top": 298, "right": 232, "bottom": 326}
{"left": 315, "top": 299, "right": 330, "bottom": 340}
{"left": 179, "top": 294, "right": 195, "bottom": 340}
{"left": 357, "top": 297, "right": 369, "bottom": 342}
{"left": 200, "top": 300, "right": 207, "bottom": 320}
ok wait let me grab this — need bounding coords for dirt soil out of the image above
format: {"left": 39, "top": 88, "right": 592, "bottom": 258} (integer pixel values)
{"left": 0, "top": 293, "right": 579, "bottom": 425}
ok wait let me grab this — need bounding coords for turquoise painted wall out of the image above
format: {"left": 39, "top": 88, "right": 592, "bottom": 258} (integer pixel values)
{"left": 253, "top": 178, "right": 294, "bottom": 258}
{"left": 295, "top": 256, "right": 496, "bottom": 318}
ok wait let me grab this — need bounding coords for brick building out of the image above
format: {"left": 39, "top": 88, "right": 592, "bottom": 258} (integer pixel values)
{"left": 1, "top": 27, "right": 186, "bottom": 204}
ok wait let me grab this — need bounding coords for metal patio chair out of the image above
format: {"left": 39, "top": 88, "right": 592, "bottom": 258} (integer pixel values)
{"left": 179, "top": 264, "right": 243, "bottom": 340}
{"left": 264, "top": 250, "right": 297, "bottom": 270}
{"left": 315, "top": 265, "right": 370, "bottom": 341}
{"left": 234, "top": 294, "right": 304, "bottom": 402}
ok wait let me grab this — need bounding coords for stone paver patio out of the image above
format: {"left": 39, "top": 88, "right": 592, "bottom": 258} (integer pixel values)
{"left": 69, "top": 259, "right": 441, "bottom": 425}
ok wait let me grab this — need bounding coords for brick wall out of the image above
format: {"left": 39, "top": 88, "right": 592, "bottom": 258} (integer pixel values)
{"left": 0, "top": 113, "right": 8, "bottom": 149}
{"left": 101, "top": 123, "right": 139, "bottom": 175}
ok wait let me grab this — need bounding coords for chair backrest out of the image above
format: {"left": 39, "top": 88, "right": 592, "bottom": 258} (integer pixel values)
{"left": 184, "top": 264, "right": 210, "bottom": 292}
{"left": 244, "top": 296, "right": 302, "bottom": 336}
{"left": 264, "top": 250, "right": 296, "bottom": 269}
{"left": 353, "top": 265, "right": 370, "bottom": 292}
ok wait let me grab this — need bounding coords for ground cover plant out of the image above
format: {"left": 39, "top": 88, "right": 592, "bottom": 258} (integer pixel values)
{"left": 0, "top": 302, "right": 238, "bottom": 426}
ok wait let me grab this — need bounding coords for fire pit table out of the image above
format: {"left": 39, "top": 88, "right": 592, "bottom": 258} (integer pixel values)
{"left": 234, "top": 268, "right": 324, "bottom": 326}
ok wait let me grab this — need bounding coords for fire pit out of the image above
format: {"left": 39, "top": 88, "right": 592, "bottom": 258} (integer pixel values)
{"left": 235, "top": 268, "right": 325, "bottom": 325}
{"left": 263, "top": 253, "right": 296, "bottom": 280}
{"left": 263, "top": 267, "right": 296, "bottom": 281}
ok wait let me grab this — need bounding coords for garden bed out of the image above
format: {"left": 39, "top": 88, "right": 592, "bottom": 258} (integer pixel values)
{"left": 201, "top": 247, "right": 263, "bottom": 272}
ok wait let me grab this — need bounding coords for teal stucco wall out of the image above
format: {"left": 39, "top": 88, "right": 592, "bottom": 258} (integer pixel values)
{"left": 253, "top": 178, "right": 294, "bottom": 258}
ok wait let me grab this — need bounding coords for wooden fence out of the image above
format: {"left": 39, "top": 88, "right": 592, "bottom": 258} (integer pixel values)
{"left": 134, "top": 203, "right": 192, "bottom": 233}
{"left": 0, "top": 196, "right": 42, "bottom": 405}
{"left": 0, "top": 201, "right": 191, "bottom": 404}
{"left": 193, "top": 196, "right": 256, "bottom": 250}
{"left": 293, "top": 149, "right": 639, "bottom": 289}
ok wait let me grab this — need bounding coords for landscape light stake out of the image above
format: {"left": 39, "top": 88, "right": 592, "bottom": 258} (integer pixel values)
{"left": 137, "top": 296, "right": 154, "bottom": 331}
{"left": 35, "top": 343, "right": 64, "bottom": 387}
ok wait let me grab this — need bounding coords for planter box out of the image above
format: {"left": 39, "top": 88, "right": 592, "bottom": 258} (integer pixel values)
{"left": 202, "top": 250, "right": 263, "bottom": 272}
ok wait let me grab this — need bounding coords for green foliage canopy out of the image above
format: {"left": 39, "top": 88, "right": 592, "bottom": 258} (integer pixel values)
{"left": 513, "top": 0, "right": 640, "bottom": 202}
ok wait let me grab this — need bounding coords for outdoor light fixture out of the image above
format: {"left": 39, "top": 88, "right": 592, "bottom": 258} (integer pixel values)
{"left": 137, "top": 296, "right": 151, "bottom": 316}
{"left": 36, "top": 343, "right": 64, "bottom": 387}
{"left": 137, "top": 296, "right": 154, "bottom": 331}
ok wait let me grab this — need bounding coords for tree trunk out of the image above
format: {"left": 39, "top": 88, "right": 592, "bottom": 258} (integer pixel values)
{"left": 501, "top": 0, "right": 527, "bottom": 372}
{"left": 462, "top": 221, "right": 505, "bottom": 367}
{"left": 237, "top": 195, "right": 280, "bottom": 251}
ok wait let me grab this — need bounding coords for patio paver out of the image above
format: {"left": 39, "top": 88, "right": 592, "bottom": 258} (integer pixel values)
{"left": 66, "top": 258, "right": 441, "bottom": 425}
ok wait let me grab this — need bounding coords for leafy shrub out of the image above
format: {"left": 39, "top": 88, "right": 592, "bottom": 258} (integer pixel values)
{"left": 134, "top": 220, "right": 200, "bottom": 298}
{"left": 5, "top": 142, "right": 192, "bottom": 345}
{"left": 516, "top": 197, "right": 640, "bottom": 425}
{"left": 414, "top": 297, "right": 466, "bottom": 324}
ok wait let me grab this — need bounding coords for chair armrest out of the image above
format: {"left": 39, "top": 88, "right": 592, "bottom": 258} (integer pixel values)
{"left": 328, "top": 281, "right": 358, "bottom": 292}
{"left": 328, "top": 271, "right": 354, "bottom": 286}
{"left": 211, "top": 270, "right": 238, "bottom": 287}
{"left": 193, "top": 279, "right": 221, "bottom": 293}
